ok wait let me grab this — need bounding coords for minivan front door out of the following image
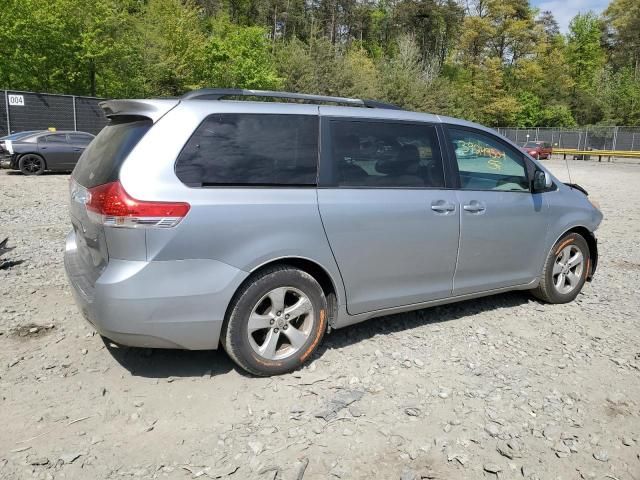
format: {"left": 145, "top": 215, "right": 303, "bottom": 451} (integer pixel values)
{"left": 317, "top": 116, "right": 459, "bottom": 315}
{"left": 445, "top": 126, "right": 548, "bottom": 295}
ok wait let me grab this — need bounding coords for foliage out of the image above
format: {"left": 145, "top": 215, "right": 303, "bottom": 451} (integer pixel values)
{"left": 0, "top": 0, "right": 638, "bottom": 126}
{"left": 604, "top": 0, "right": 640, "bottom": 76}
{"left": 204, "top": 17, "right": 282, "bottom": 89}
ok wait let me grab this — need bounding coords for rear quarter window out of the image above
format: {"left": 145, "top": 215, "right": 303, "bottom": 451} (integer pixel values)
{"left": 43, "top": 134, "right": 68, "bottom": 144}
{"left": 72, "top": 117, "right": 151, "bottom": 188}
{"left": 175, "top": 113, "right": 319, "bottom": 187}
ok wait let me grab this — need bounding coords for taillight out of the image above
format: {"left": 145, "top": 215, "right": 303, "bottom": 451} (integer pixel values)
{"left": 85, "top": 181, "right": 190, "bottom": 228}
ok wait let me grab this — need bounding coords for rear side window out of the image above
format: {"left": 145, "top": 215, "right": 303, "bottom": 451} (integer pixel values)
{"left": 175, "top": 114, "right": 319, "bottom": 187}
{"left": 43, "top": 134, "right": 68, "bottom": 144}
{"left": 69, "top": 134, "right": 93, "bottom": 145}
{"left": 73, "top": 117, "right": 152, "bottom": 188}
{"left": 328, "top": 120, "right": 445, "bottom": 188}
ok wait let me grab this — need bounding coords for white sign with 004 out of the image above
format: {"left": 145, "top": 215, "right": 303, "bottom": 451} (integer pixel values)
{"left": 8, "top": 94, "right": 25, "bottom": 106}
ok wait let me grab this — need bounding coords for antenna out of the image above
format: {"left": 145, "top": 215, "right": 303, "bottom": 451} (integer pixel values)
{"left": 565, "top": 152, "right": 573, "bottom": 186}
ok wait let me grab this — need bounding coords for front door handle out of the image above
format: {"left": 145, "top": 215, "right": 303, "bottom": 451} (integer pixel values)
{"left": 431, "top": 200, "right": 456, "bottom": 213}
{"left": 463, "top": 201, "right": 486, "bottom": 213}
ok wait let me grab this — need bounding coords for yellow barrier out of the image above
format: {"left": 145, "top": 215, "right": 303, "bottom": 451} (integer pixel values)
{"left": 551, "top": 148, "right": 640, "bottom": 161}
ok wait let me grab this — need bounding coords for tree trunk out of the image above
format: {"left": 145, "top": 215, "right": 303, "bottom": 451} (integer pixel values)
{"left": 89, "top": 60, "right": 96, "bottom": 97}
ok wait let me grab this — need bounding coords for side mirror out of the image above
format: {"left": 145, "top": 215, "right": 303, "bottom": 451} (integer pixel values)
{"left": 532, "top": 170, "right": 552, "bottom": 192}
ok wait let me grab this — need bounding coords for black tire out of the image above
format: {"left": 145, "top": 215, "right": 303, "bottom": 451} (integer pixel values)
{"left": 18, "top": 154, "right": 45, "bottom": 176}
{"left": 222, "top": 265, "right": 328, "bottom": 376}
{"left": 532, "top": 232, "right": 590, "bottom": 304}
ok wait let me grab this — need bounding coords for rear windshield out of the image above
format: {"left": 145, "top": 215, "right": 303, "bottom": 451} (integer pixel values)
{"left": 524, "top": 142, "right": 540, "bottom": 147}
{"left": 72, "top": 117, "right": 151, "bottom": 188}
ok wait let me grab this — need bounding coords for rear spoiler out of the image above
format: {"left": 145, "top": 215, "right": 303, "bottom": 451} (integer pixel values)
{"left": 99, "top": 99, "right": 179, "bottom": 123}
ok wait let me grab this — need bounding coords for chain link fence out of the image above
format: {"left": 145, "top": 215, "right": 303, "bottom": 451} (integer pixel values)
{"left": 3, "top": 92, "right": 639, "bottom": 151}
{"left": 1, "top": 90, "right": 107, "bottom": 136}
{"left": 497, "top": 126, "right": 640, "bottom": 151}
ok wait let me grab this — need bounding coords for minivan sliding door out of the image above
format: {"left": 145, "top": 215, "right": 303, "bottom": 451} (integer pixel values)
{"left": 317, "top": 114, "right": 460, "bottom": 315}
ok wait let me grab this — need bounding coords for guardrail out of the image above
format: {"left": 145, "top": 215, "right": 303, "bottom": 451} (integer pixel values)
{"left": 552, "top": 148, "right": 640, "bottom": 162}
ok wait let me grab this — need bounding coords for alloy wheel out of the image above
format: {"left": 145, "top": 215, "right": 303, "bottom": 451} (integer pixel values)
{"left": 247, "top": 286, "right": 314, "bottom": 361}
{"left": 552, "top": 245, "right": 584, "bottom": 295}
{"left": 21, "top": 155, "right": 43, "bottom": 174}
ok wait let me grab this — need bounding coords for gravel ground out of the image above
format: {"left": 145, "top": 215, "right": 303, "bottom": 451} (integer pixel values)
{"left": 1, "top": 160, "right": 639, "bottom": 480}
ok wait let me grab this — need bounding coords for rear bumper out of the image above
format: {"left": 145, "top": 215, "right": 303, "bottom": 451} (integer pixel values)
{"left": 0, "top": 153, "right": 12, "bottom": 169}
{"left": 64, "top": 230, "right": 249, "bottom": 350}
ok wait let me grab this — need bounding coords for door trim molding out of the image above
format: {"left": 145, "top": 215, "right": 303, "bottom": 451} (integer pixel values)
{"left": 333, "top": 279, "right": 538, "bottom": 329}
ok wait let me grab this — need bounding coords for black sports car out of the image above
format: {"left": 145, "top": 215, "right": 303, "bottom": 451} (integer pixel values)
{"left": 4, "top": 131, "right": 94, "bottom": 175}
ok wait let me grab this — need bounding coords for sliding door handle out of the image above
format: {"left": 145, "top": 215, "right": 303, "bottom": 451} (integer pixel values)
{"left": 431, "top": 201, "right": 456, "bottom": 213}
{"left": 463, "top": 201, "right": 486, "bottom": 213}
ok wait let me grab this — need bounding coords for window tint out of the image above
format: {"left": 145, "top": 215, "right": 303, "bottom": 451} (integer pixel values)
{"left": 175, "top": 114, "right": 319, "bottom": 187}
{"left": 69, "top": 134, "right": 93, "bottom": 145}
{"left": 329, "top": 120, "right": 445, "bottom": 188}
{"left": 44, "top": 134, "right": 68, "bottom": 144}
{"left": 73, "top": 117, "right": 152, "bottom": 188}
{"left": 448, "top": 127, "right": 529, "bottom": 192}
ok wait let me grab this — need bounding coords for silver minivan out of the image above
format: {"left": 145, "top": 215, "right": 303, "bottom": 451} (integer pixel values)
{"left": 64, "top": 89, "right": 603, "bottom": 376}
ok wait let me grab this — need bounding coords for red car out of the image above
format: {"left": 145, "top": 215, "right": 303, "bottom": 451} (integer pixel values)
{"left": 523, "top": 141, "right": 553, "bottom": 159}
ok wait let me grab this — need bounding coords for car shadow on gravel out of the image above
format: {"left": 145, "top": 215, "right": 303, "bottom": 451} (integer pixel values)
{"left": 5, "top": 171, "right": 70, "bottom": 176}
{"left": 104, "top": 340, "right": 236, "bottom": 379}
{"left": 104, "top": 291, "right": 531, "bottom": 379}
{"left": 317, "top": 290, "right": 532, "bottom": 354}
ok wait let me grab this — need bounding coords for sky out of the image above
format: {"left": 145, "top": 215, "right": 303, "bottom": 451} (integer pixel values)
{"left": 530, "top": 0, "right": 609, "bottom": 33}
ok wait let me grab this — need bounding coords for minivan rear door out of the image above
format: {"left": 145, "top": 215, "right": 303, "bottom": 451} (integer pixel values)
{"left": 317, "top": 114, "right": 460, "bottom": 315}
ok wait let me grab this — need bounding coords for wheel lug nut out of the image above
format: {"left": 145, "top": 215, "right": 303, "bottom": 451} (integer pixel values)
{"left": 276, "top": 311, "right": 282, "bottom": 316}
{"left": 283, "top": 325, "right": 288, "bottom": 330}
{"left": 269, "top": 319, "right": 274, "bottom": 325}
{"left": 285, "top": 314, "right": 290, "bottom": 320}
{"left": 274, "top": 328, "right": 279, "bottom": 333}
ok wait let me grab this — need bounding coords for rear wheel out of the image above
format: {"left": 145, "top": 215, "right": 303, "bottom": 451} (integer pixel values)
{"left": 19, "top": 154, "right": 45, "bottom": 175}
{"left": 222, "top": 266, "right": 328, "bottom": 376}
{"left": 532, "top": 232, "right": 589, "bottom": 303}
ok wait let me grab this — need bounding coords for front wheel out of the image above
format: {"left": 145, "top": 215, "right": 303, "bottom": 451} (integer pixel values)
{"left": 532, "top": 232, "right": 590, "bottom": 303}
{"left": 222, "top": 266, "right": 328, "bottom": 376}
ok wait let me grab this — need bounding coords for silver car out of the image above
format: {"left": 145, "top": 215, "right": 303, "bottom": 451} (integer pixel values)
{"left": 64, "top": 89, "right": 603, "bottom": 376}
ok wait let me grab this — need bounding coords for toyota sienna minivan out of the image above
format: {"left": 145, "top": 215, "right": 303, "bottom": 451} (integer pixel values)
{"left": 64, "top": 89, "right": 603, "bottom": 376}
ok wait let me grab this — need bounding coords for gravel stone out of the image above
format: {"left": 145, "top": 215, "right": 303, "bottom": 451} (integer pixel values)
{"left": 593, "top": 450, "right": 609, "bottom": 462}
{"left": 1, "top": 162, "right": 639, "bottom": 479}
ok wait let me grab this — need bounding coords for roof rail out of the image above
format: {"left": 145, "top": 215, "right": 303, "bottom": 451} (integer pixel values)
{"left": 181, "top": 88, "right": 403, "bottom": 110}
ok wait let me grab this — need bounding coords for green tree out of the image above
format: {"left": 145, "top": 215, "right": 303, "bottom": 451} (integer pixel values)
{"left": 566, "top": 13, "right": 606, "bottom": 124}
{"left": 204, "top": 18, "right": 281, "bottom": 89}
{"left": 604, "top": 0, "right": 640, "bottom": 76}
{"left": 137, "top": 0, "right": 207, "bottom": 96}
{"left": 0, "top": 0, "right": 142, "bottom": 97}
{"left": 566, "top": 13, "right": 605, "bottom": 93}
{"left": 540, "top": 105, "right": 577, "bottom": 127}
{"left": 597, "top": 67, "right": 640, "bottom": 125}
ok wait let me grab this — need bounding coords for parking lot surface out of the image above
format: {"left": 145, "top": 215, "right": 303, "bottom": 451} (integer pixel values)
{"left": 1, "top": 160, "right": 639, "bottom": 479}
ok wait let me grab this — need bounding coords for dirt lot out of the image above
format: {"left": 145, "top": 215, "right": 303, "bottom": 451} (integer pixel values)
{"left": 1, "top": 160, "right": 639, "bottom": 480}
